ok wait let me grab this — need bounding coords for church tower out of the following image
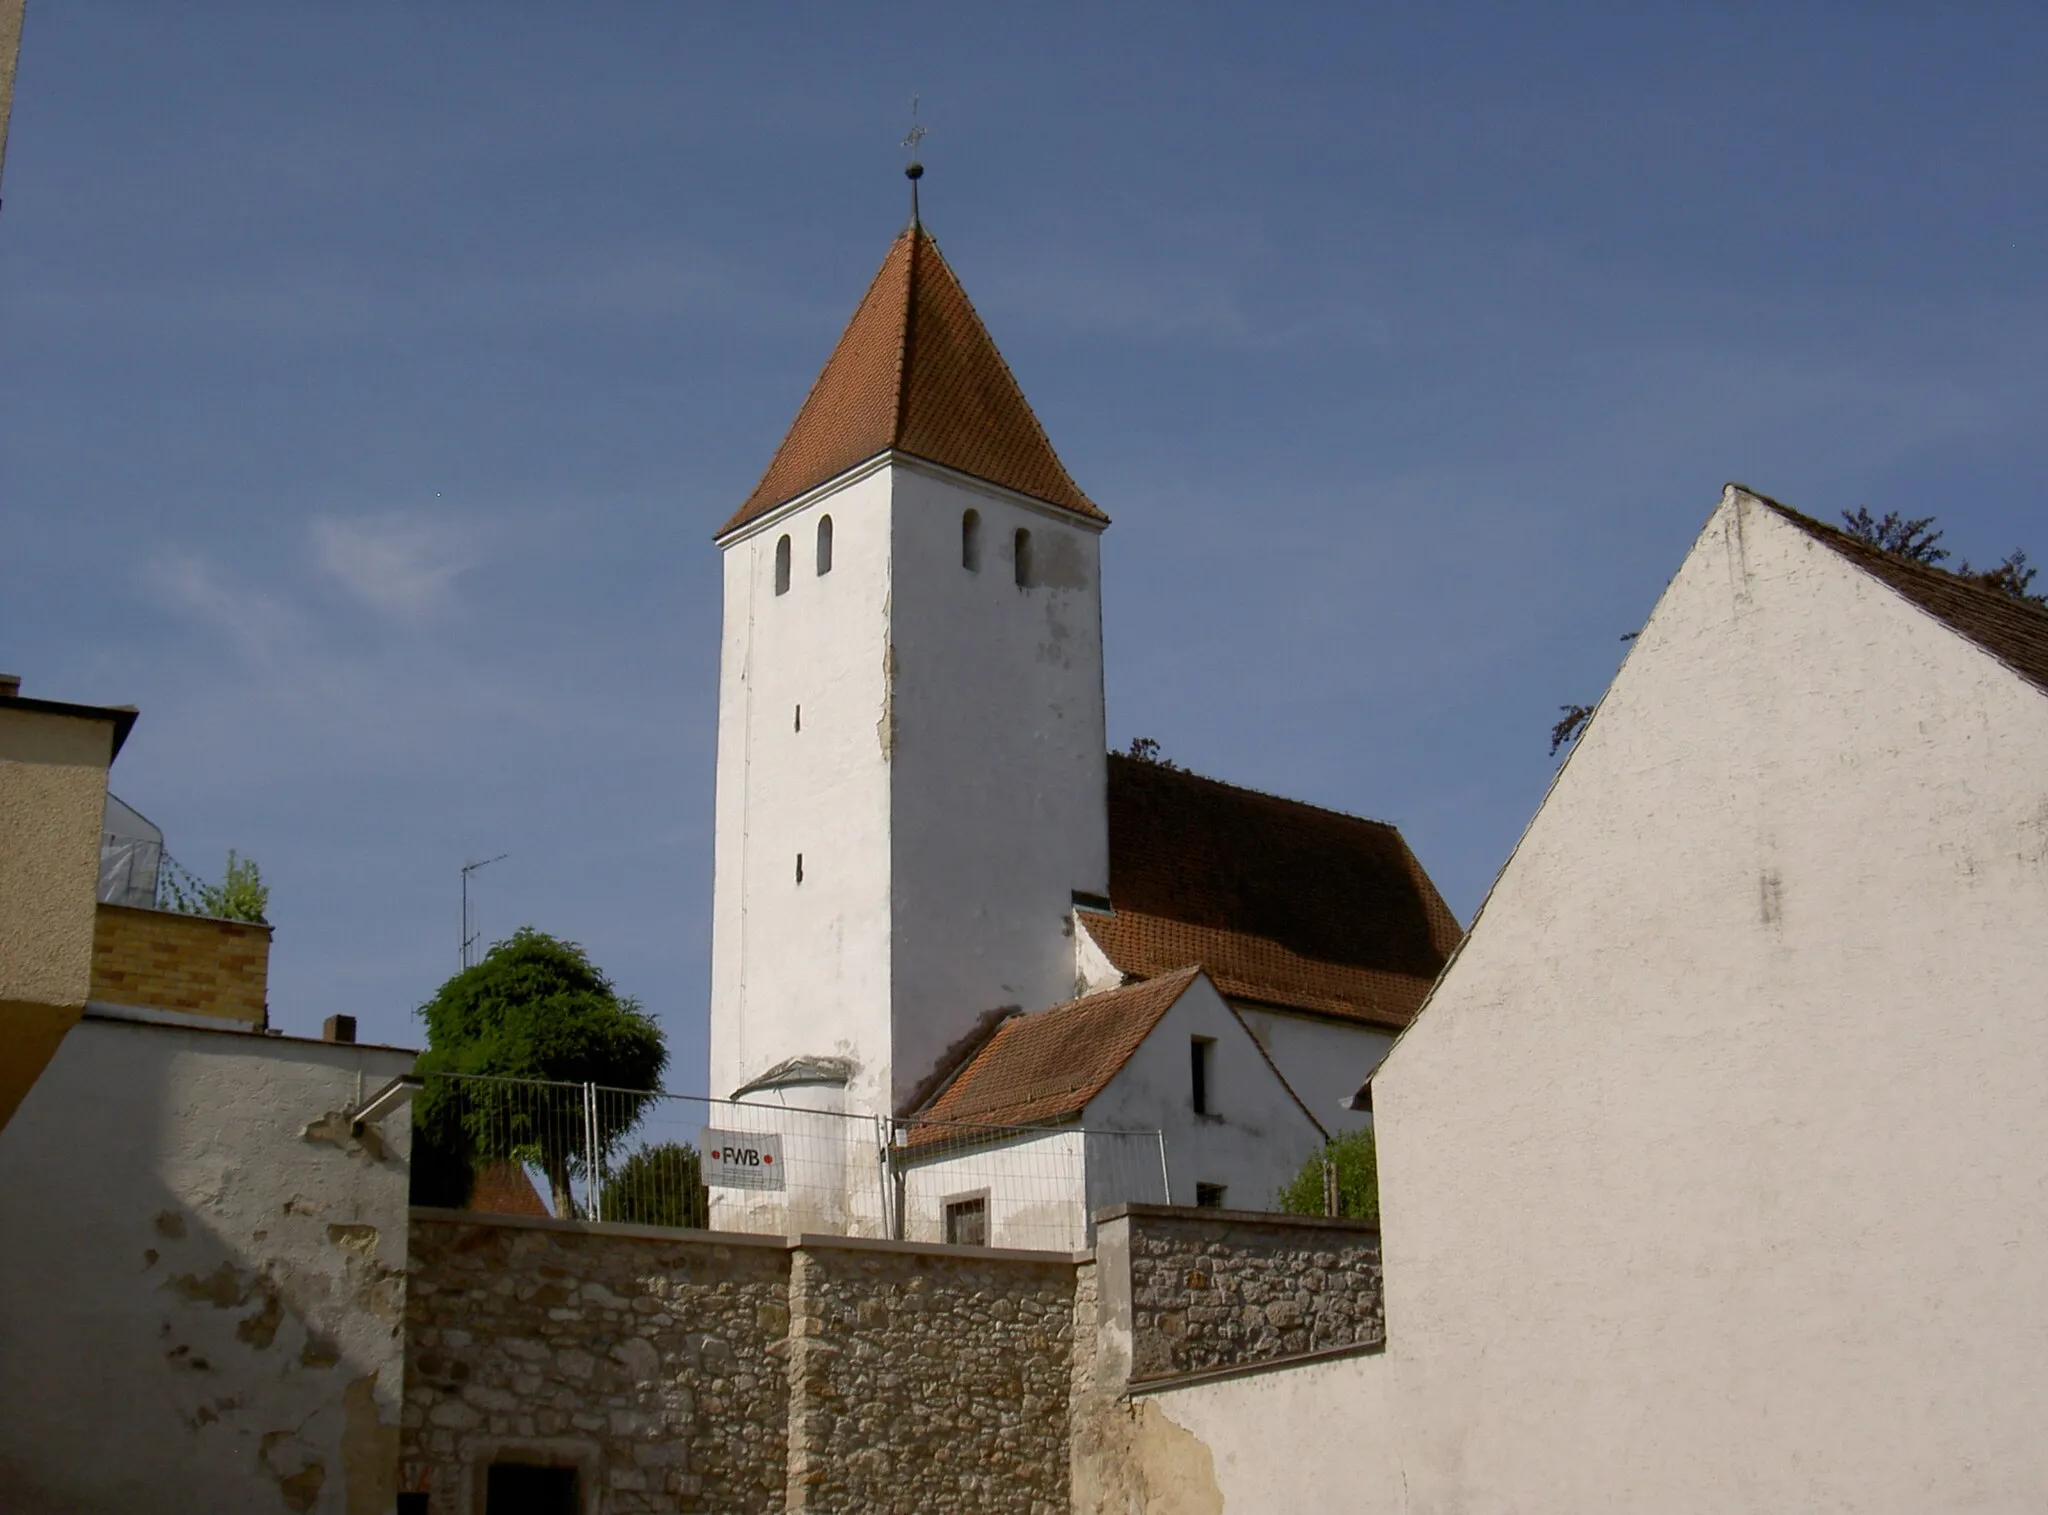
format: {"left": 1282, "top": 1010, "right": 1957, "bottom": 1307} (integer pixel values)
{"left": 709, "top": 212, "right": 1110, "bottom": 1120}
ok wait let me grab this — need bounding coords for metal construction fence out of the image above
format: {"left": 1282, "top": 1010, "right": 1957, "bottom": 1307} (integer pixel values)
{"left": 416, "top": 1071, "right": 1169, "bottom": 1253}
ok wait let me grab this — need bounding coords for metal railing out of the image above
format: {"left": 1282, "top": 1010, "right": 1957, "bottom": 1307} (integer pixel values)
{"left": 417, "top": 1071, "right": 1169, "bottom": 1253}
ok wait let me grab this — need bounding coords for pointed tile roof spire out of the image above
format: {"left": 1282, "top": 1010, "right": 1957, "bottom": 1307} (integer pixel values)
{"left": 720, "top": 226, "right": 1104, "bottom": 537}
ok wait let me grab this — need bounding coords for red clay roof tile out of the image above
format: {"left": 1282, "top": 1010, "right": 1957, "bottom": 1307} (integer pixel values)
{"left": 1754, "top": 490, "right": 2048, "bottom": 700}
{"left": 905, "top": 968, "right": 1205, "bottom": 1143}
{"left": 1091, "top": 756, "right": 1459, "bottom": 1029}
{"left": 721, "top": 226, "right": 1102, "bottom": 537}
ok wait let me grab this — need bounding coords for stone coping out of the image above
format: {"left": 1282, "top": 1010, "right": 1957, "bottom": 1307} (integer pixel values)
{"left": 791, "top": 1230, "right": 1083, "bottom": 1265}
{"left": 1123, "top": 1337, "right": 1386, "bottom": 1398}
{"left": 1094, "top": 1202, "right": 1381, "bottom": 1234}
{"left": 410, "top": 1206, "right": 794, "bottom": 1251}
{"left": 411, "top": 1207, "right": 1085, "bottom": 1263}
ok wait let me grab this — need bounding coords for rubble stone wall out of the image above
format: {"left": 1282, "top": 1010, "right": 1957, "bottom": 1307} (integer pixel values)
{"left": 402, "top": 1217, "right": 793, "bottom": 1514}
{"left": 1108, "top": 1205, "right": 1383, "bottom": 1383}
{"left": 403, "top": 1207, "right": 1385, "bottom": 1515}
{"left": 785, "top": 1238, "right": 1075, "bottom": 1515}
{"left": 403, "top": 1214, "right": 1079, "bottom": 1515}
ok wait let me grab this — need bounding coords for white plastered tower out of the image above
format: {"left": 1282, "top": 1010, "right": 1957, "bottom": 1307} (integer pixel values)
{"left": 709, "top": 218, "right": 1110, "bottom": 1124}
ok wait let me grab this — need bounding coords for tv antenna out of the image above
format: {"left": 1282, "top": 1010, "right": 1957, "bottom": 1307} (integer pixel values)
{"left": 460, "top": 854, "right": 508, "bottom": 970}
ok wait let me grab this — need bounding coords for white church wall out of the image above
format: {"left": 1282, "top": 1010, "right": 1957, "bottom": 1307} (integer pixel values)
{"left": 898, "top": 1126, "right": 1090, "bottom": 1252}
{"left": 1233, "top": 1003, "right": 1394, "bottom": 1135}
{"left": 1369, "top": 488, "right": 2048, "bottom": 1512}
{"left": 705, "top": 1090, "right": 893, "bottom": 1241}
{"left": 885, "top": 460, "right": 1110, "bottom": 1109}
{"left": 1085, "top": 976, "right": 1326, "bottom": 1212}
{"left": 1071, "top": 909, "right": 1123, "bottom": 995}
{"left": 710, "top": 465, "right": 897, "bottom": 1114}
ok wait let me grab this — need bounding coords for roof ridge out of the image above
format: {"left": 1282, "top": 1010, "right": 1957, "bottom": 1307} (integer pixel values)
{"left": 1741, "top": 484, "right": 2048, "bottom": 627}
{"left": 892, "top": 229, "right": 918, "bottom": 442}
{"left": 1107, "top": 751, "right": 1402, "bottom": 833}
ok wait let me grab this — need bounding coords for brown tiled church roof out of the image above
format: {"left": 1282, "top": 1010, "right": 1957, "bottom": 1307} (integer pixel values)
{"left": 905, "top": 968, "right": 1205, "bottom": 1143}
{"left": 1084, "top": 756, "right": 1462, "bottom": 1030}
{"left": 1752, "top": 490, "right": 2048, "bottom": 700}
{"left": 719, "top": 225, "right": 1103, "bottom": 537}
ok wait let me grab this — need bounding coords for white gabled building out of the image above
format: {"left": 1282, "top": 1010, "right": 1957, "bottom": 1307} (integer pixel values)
{"left": 1136, "top": 484, "right": 2048, "bottom": 1513}
{"left": 706, "top": 201, "right": 1459, "bottom": 1237}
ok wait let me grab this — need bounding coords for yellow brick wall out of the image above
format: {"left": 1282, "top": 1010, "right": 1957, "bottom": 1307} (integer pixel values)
{"left": 88, "top": 904, "right": 270, "bottom": 1024}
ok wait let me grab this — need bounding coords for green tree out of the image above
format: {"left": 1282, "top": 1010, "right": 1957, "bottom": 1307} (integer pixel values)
{"left": 1276, "top": 1127, "right": 1379, "bottom": 1223}
{"left": 600, "top": 1142, "right": 709, "bottom": 1229}
{"left": 159, "top": 849, "right": 269, "bottom": 924}
{"left": 411, "top": 929, "right": 667, "bottom": 1216}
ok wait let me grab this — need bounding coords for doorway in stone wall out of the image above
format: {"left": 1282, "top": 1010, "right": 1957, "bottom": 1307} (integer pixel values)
{"left": 485, "top": 1462, "right": 578, "bottom": 1515}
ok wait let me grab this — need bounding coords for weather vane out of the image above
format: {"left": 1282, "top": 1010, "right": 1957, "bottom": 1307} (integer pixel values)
{"left": 902, "top": 95, "right": 926, "bottom": 224}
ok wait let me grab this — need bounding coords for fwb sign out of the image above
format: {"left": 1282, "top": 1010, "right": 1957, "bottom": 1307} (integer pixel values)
{"left": 701, "top": 1129, "right": 785, "bottom": 1191}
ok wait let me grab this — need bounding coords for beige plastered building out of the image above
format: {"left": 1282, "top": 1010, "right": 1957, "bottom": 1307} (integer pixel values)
{"left": 1097, "top": 485, "right": 2048, "bottom": 1512}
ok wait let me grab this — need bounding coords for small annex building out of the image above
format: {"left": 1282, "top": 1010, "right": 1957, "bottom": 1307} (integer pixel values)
{"left": 900, "top": 968, "right": 1330, "bottom": 1250}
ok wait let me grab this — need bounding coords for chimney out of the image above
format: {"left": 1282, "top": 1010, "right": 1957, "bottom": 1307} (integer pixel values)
{"left": 0, "top": 674, "right": 19, "bottom": 698}
{"left": 322, "top": 1014, "right": 357, "bottom": 1044}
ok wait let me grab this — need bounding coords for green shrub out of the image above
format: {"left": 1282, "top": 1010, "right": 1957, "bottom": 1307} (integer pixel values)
{"left": 1275, "top": 1127, "right": 1379, "bottom": 1222}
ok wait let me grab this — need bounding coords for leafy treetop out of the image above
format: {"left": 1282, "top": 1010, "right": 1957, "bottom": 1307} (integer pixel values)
{"left": 160, "top": 849, "right": 269, "bottom": 925}
{"left": 415, "top": 927, "right": 667, "bottom": 1089}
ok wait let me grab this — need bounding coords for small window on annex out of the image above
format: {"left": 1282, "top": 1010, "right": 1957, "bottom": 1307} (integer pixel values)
{"left": 1013, "top": 527, "right": 1033, "bottom": 587}
{"left": 944, "top": 1194, "right": 989, "bottom": 1247}
{"left": 962, "top": 509, "right": 982, "bottom": 571}
{"left": 816, "top": 515, "right": 834, "bottom": 576}
{"left": 774, "top": 534, "right": 792, "bottom": 596}
{"left": 1190, "top": 1036, "right": 1215, "bottom": 1115}
{"left": 1195, "top": 1183, "right": 1227, "bottom": 1209}
{"left": 485, "top": 1461, "right": 578, "bottom": 1515}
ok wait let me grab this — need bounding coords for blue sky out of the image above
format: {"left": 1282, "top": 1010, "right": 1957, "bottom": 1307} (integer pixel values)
{"left": 5, "top": 3, "right": 2043, "bottom": 1078}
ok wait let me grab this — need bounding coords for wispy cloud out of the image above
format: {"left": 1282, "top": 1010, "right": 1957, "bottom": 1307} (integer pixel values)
{"left": 146, "top": 549, "right": 309, "bottom": 662}
{"left": 310, "top": 513, "right": 476, "bottom": 624}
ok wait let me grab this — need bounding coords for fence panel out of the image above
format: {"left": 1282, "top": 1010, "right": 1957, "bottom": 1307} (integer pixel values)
{"left": 421, "top": 1072, "right": 1169, "bottom": 1252}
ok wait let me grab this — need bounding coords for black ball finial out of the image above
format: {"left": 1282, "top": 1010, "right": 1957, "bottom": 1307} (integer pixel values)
{"left": 906, "top": 162, "right": 925, "bottom": 181}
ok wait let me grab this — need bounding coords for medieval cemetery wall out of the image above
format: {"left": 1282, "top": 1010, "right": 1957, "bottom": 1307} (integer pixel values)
{"left": 404, "top": 1215, "right": 1081, "bottom": 1515}
{"left": 784, "top": 1237, "right": 1075, "bottom": 1514}
{"left": 1071, "top": 1206, "right": 1386, "bottom": 1515}
{"left": 402, "top": 1216, "right": 794, "bottom": 1514}
{"left": 1100, "top": 1204, "right": 1382, "bottom": 1383}
{"left": 404, "top": 1205, "right": 1384, "bottom": 1515}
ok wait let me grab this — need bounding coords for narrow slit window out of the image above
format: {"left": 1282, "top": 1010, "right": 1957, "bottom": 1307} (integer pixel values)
{"left": 794, "top": 704, "right": 801, "bottom": 733}
{"left": 1013, "top": 527, "right": 1033, "bottom": 587}
{"left": 774, "top": 535, "right": 792, "bottom": 596}
{"left": 945, "top": 1195, "right": 988, "bottom": 1246}
{"left": 816, "top": 514, "right": 833, "bottom": 575}
{"left": 1191, "top": 1036, "right": 1214, "bottom": 1115}
{"left": 795, "top": 853, "right": 804, "bottom": 884}
{"left": 962, "top": 509, "right": 982, "bottom": 571}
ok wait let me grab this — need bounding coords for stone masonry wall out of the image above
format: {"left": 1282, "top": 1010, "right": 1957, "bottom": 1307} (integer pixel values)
{"left": 403, "top": 1217, "right": 793, "bottom": 1514}
{"left": 1110, "top": 1205, "right": 1382, "bottom": 1383}
{"left": 405, "top": 1214, "right": 1080, "bottom": 1515}
{"left": 90, "top": 901, "right": 270, "bottom": 1023}
{"left": 786, "top": 1239, "right": 1074, "bottom": 1515}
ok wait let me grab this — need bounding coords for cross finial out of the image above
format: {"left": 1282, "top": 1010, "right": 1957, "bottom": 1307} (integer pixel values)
{"left": 902, "top": 95, "right": 926, "bottom": 226}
